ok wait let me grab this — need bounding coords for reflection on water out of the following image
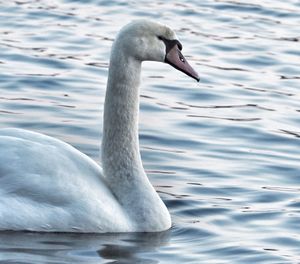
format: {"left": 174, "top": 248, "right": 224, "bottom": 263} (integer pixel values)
{"left": 0, "top": 231, "right": 171, "bottom": 263}
{"left": 0, "top": 0, "right": 300, "bottom": 263}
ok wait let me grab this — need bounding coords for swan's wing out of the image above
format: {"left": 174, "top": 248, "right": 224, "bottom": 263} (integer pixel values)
{"left": 0, "top": 128, "right": 129, "bottom": 232}
{"left": 0, "top": 128, "right": 105, "bottom": 208}
{"left": 0, "top": 128, "right": 103, "bottom": 189}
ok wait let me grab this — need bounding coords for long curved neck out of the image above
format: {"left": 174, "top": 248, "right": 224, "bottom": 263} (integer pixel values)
{"left": 102, "top": 43, "right": 146, "bottom": 192}
{"left": 100, "top": 36, "right": 171, "bottom": 231}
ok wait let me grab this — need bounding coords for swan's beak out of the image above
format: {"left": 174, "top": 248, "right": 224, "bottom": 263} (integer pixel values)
{"left": 165, "top": 45, "right": 200, "bottom": 82}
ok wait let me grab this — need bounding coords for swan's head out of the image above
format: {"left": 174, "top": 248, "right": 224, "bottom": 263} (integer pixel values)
{"left": 115, "top": 20, "right": 200, "bottom": 82}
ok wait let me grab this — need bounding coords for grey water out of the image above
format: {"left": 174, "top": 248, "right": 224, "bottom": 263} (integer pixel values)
{"left": 0, "top": 0, "right": 300, "bottom": 263}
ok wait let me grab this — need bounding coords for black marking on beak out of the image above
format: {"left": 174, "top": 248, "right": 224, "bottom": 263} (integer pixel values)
{"left": 158, "top": 36, "right": 200, "bottom": 82}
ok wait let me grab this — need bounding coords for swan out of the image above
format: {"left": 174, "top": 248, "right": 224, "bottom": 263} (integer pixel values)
{"left": 0, "top": 20, "right": 199, "bottom": 233}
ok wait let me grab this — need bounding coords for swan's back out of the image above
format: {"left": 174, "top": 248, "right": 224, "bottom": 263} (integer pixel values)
{"left": 0, "top": 128, "right": 131, "bottom": 232}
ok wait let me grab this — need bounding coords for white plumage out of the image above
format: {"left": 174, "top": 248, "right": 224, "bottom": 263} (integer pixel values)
{"left": 0, "top": 20, "right": 198, "bottom": 233}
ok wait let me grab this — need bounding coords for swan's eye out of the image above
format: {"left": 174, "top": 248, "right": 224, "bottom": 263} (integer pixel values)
{"left": 158, "top": 36, "right": 163, "bottom": 40}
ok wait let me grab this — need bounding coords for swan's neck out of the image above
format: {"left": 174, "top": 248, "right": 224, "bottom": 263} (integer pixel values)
{"left": 101, "top": 42, "right": 170, "bottom": 231}
{"left": 102, "top": 50, "right": 144, "bottom": 186}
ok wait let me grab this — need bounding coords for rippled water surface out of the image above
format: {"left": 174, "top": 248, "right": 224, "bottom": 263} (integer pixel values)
{"left": 1, "top": 0, "right": 300, "bottom": 263}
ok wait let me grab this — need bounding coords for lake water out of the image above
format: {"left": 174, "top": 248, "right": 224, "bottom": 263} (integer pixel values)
{"left": 0, "top": 0, "right": 300, "bottom": 263}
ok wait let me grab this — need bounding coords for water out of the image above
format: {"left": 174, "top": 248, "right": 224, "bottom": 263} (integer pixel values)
{"left": 0, "top": 0, "right": 299, "bottom": 263}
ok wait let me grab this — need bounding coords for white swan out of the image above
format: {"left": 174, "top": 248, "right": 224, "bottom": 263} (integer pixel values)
{"left": 0, "top": 20, "right": 199, "bottom": 233}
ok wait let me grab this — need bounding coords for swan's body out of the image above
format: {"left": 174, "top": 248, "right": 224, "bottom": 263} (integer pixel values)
{"left": 0, "top": 128, "right": 130, "bottom": 232}
{"left": 0, "top": 20, "right": 199, "bottom": 233}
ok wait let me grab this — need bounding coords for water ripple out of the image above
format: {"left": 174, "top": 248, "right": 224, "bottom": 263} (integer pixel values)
{"left": 0, "top": 0, "right": 300, "bottom": 263}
